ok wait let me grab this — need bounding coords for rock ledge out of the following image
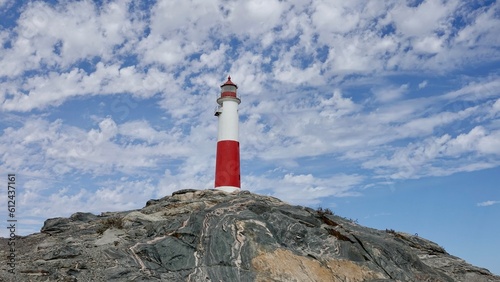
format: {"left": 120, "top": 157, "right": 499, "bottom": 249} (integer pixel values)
{"left": 1, "top": 189, "right": 498, "bottom": 282}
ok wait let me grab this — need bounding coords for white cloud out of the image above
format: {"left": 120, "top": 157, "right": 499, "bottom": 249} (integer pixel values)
{"left": 477, "top": 130, "right": 500, "bottom": 155}
{"left": 1, "top": 0, "right": 498, "bottom": 113}
{"left": 0, "top": 63, "right": 171, "bottom": 112}
{"left": 226, "top": 0, "right": 285, "bottom": 37}
{"left": 312, "top": 1, "right": 362, "bottom": 34}
{"left": 14, "top": 178, "right": 158, "bottom": 230}
{"left": 0, "top": 117, "right": 191, "bottom": 179}
{"left": 243, "top": 173, "right": 364, "bottom": 206}
{"left": 91, "top": 117, "right": 119, "bottom": 143}
{"left": 149, "top": 0, "right": 219, "bottom": 42}
{"left": 493, "top": 98, "right": 500, "bottom": 113}
{"left": 445, "top": 126, "right": 487, "bottom": 156}
{"left": 228, "top": 51, "right": 268, "bottom": 94}
{"left": 477, "top": 200, "right": 500, "bottom": 207}
{"left": 119, "top": 120, "right": 168, "bottom": 143}
{"left": 444, "top": 77, "right": 500, "bottom": 101}
{"left": 274, "top": 62, "right": 322, "bottom": 85}
{"left": 413, "top": 36, "right": 443, "bottom": 54}
{"left": 139, "top": 38, "right": 187, "bottom": 66}
{"left": 388, "top": 0, "right": 459, "bottom": 37}
{"left": 364, "top": 126, "right": 500, "bottom": 179}
{"left": 7, "top": 0, "right": 139, "bottom": 71}
{"left": 320, "top": 89, "right": 358, "bottom": 118}
{"left": 398, "top": 106, "right": 479, "bottom": 137}
{"left": 455, "top": 2, "right": 500, "bottom": 47}
{"left": 373, "top": 84, "right": 409, "bottom": 102}
{"left": 418, "top": 80, "right": 428, "bottom": 89}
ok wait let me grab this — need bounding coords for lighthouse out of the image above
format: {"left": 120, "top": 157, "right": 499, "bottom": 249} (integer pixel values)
{"left": 214, "top": 76, "right": 241, "bottom": 192}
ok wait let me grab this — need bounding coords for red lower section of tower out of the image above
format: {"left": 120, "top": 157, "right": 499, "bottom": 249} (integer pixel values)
{"left": 215, "top": 140, "right": 240, "bottom": 188}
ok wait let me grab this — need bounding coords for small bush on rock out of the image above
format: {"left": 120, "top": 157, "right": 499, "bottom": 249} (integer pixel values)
{"left": 316, "top": 207, "right": 334, "bottom": 216}
{"left": 96, "top": 216, "right": 124, "bottom": 234}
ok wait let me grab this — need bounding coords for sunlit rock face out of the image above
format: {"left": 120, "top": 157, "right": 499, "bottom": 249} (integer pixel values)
{"left": 1, "top": 189, "right": 499, "bottom": 281}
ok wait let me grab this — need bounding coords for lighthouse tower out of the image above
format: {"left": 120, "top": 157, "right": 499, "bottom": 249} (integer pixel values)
{"left": 214, "top": 76, "right": 241, "bottom": 193}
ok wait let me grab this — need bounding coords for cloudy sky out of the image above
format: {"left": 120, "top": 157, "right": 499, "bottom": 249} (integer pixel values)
{"left": 1, "top": 0, "right": 499, "bottom": 274}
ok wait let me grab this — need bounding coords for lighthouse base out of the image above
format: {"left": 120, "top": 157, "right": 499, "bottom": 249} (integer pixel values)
{"left": 215, "top": 186, "right": 240, "bottom": 193}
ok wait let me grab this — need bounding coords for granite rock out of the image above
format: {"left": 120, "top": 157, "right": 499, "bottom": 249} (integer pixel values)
{"left": 1, "top": 189, "right": 498, "bottom": 282}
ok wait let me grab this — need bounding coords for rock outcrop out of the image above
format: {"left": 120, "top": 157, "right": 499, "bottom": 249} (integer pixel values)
{"left": 1, "top": 189, "right": 499, "bottom": 281}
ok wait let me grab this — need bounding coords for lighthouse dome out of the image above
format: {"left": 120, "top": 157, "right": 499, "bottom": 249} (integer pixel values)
{"left": 220, "top": 76, "right": 238, "bottom": 97}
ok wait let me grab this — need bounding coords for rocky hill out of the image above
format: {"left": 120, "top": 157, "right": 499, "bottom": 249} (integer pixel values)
{"left": 1, "top": 189, "right": 499, "bottom": 281}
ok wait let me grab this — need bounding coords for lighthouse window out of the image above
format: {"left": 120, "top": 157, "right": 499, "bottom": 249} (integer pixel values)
{"left": 222, "top": 85, "right": 236, "bottom": 92}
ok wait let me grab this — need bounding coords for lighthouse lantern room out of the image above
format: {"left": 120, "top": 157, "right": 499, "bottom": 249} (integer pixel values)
{"left": 214, "top": 76, "right": 241, "bottom": 193}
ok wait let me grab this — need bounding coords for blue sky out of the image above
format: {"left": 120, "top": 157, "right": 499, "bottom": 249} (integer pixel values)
{"left": 1, "top": 0, "right": 499, "bottom": 275}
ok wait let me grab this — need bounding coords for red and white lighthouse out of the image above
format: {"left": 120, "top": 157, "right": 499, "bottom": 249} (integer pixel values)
{"left": 214, "top": 76, "right": 241, "bottom": 192}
